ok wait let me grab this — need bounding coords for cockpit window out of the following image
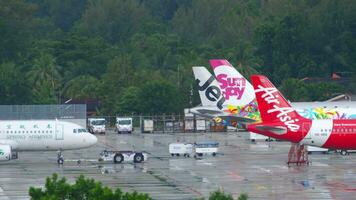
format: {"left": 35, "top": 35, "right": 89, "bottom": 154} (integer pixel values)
{"left": 74, "top": 129, "right": 87, "bottom": 133}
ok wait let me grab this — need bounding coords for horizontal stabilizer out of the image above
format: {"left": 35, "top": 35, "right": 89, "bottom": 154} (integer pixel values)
{"left": 214, "top": 115, "right": 257, "bottom": 124}
{"left": 255, "top": 125, "right": 287, "bottom": 135}
{"left": 195, "top": 109, "right": 223, "bottom": 115}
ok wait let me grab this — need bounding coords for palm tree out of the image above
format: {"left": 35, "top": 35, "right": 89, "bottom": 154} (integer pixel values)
{"left": 27, "top": 53, "right": 62, "bottom": 103}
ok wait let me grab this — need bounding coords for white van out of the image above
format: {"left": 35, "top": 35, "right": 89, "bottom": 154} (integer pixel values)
{"left": 88, "top": 118, "right": 106, "bottom": 134}
{"left": 116, "top": 117, "right": 133, "bottom": 134}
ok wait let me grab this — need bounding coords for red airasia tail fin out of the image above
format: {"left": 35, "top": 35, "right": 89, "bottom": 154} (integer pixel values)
{"left": 250, "top": 75, "right": 306, "bottom": 132}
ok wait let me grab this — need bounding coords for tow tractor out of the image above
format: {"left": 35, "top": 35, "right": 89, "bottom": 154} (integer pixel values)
{"left": 98, "top": 150, "right": 148, "bottom": 163}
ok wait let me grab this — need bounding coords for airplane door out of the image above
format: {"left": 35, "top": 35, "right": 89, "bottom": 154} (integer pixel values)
{"left": 302, "top": 122, "right": 311, "bottom": 138}
{"left": 55, "top": 124, "right": 64, "bottom": 140}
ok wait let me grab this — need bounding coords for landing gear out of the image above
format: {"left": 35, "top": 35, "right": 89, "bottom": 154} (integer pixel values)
{"left": 57, "top": 151, "right": 64, "bottom": 165}
{"left": 340, "top": 150, "right": 348, "bottom": 156}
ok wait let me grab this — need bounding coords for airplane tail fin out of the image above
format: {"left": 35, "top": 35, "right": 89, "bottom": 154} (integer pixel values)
{"left": 250, "top": 75, "right": 306, "bottom": 132}
{"left": 209, "top": 59, "right": 255, "bottom": 107}
{"left": 192, "top": 66, "right": 225, "bottom": 109}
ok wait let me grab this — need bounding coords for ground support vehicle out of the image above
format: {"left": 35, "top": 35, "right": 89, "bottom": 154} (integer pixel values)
{"left": 87, "top": 118, "right": 106, "bottom": 134}
{"left": 169, "top": 143, "right": 193, "bottom": 157}
{"left": 98, "top": 150, "right": 147, "bottom": 163}
{"left": 194, "top": 142, "right": 219, "bottom": 157}
{"left": 116, "top": 117, "right": 133, "bottom": 134}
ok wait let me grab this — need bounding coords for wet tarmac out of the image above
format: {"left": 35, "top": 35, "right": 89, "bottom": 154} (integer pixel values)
{"left": 1, "top": 131, "right": 356, "bottom": 199}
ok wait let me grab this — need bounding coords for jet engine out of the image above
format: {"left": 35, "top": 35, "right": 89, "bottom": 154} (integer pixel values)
{"left": 0, "top": 145, "right": 14, "bottom": 161}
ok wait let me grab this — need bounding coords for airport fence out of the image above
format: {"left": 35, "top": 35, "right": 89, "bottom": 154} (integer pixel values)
{"left": 89, "top": 114, "right": 230, "bottom": 133}
{"left": 0, "top": 104, "right": 87, "bottom": 127}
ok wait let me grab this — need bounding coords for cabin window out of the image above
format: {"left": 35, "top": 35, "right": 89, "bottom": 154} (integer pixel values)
{"left": 73, "top": 129, "right": 77, "bottom": 133}
{"left": 50, "top": 131, "right": 52, "bottom": 133}
{"left": 321, "top": 129, "right": 323, "bottom": 132}
{"left": 46, "top": 130, "right": 48, "bottom": 133}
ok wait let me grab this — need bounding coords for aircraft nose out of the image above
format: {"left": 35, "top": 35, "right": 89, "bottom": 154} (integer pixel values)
{"left": 89, "top": 134, "right": 98, "bottom": 146}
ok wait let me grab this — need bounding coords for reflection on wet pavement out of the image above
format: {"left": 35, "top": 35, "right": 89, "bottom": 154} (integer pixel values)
{"left": 1, "top": 131, "right": 356, "bottom": 199}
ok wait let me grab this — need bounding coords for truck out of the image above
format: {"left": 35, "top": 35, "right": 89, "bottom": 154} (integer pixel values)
{"left": 169, "top": 143, "right": 194, "bottom": 157}
{"left": 87, "top": 118, "right": 106, "bottom": 134}
{"left": 98, "top": 150, "right": 147, "bottom": 163}
{"left": 116, "top": 117, "right": 133, "bottom": 134}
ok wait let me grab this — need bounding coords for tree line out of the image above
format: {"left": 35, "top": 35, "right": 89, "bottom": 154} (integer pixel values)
{"left": 1, "top": 0, "right": 356, "bottom": 115}
{"left": 29, "top": 173, "right": 248, "bottom": 200}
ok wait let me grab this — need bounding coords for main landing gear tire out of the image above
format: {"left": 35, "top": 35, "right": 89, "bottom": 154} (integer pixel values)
{"left": 134, "top": 153, "right": 144, "bottom": 163}
{"left": 57, "top": 157, "right": 64, "bottom": 165}
{"left": 57, "top": 151, "right": 64, "bottom": 165}
{"left": 340, "top": 150, "right": 348, "bottom": 156}
{"left": 114, "top": 153, "right": 124, "bottom": 163}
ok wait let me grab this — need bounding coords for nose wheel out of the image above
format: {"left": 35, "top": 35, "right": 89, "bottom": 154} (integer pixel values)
{"left": 57, "top": 151, "right": 64, "bottom": 165}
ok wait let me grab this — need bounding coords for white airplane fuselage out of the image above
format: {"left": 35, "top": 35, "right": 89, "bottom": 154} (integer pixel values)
{"left": 0, "top": 120, "right": 97, "bottom": 151}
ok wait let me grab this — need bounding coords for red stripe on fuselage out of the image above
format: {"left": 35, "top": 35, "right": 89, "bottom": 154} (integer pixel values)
{"left": 322, "top": 120, "right": 356, "bottom": 149}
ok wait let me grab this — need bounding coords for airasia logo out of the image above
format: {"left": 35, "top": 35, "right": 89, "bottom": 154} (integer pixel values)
{"left": 216, "top": 74, "right": 246, "bottom": 100}
{"left": 195, "top": 75, "right": 225, "bottom": 110}
{"left": 255, "top": 85, "right": 300, "bottom": 132}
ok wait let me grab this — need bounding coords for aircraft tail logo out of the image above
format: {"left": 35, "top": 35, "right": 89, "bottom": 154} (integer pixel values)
{"left": 192, "top": 66, "right": 226, "bottom": 109}
{"left": 210, "top": 59, "right": 255, "bottom": 107}
{"left": 251, "top": 75, "right": 305, "bottom": 132}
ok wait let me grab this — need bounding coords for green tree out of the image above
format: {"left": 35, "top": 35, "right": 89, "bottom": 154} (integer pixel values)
{"left": 115, "top": 86, "right": 141, "bottom": 114}
{"left": 32, "top": 0, "right": 87, "bottom": 31}
{"left": 279, "top": 78, "right": 309, "bottom": 101}
{"left": 27, "top": 53, "right": 61, "bottom": 104}
{"left": 63, "top": 75, "right": 101, "bottom": 99}
{"left": 77, "top": 0, "right": 152, "bottom": 43}
{"left": 208, "top": 189, "right": 234, "bottom": 200}
{"left": 0, "top": 62, "right": 31, "bottom": 104}
{"left": 29, "top": 173, "right": 152, "bottom": 200}
{"left": 100, "top": 55, "right": 136, "bottom": 114}
{"left": 0, "top": 0, "right": 37, "bottom": 61}
{"left": 306, "top": 82, "right": 345, "bottom": 101}
{"left": 137, "top": 80, "right": 180, "bottom": 114}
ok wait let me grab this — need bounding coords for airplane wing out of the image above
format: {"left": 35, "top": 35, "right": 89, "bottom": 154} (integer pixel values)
{"left": 254, "top": 125, "right": 287, "bottom": 135}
